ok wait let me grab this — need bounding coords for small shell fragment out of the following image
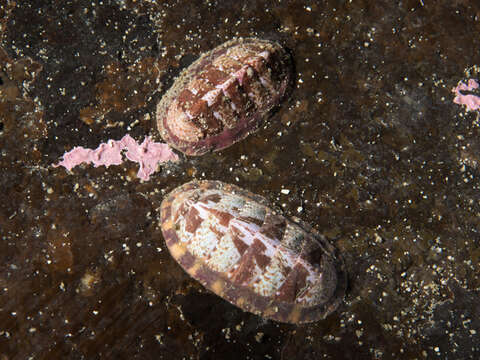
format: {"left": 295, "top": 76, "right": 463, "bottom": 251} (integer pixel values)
{"left": 160, "top": 180, "right": 347, "bottom": 323}
{"left": 156, "top": 38, "right": 293, "bottom": 156}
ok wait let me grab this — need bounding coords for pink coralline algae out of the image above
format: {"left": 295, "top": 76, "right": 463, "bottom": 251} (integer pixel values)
{"left": 453, "top": 79, "right": 480, "bottom": 111}
{"left": 54, "top": 134, "right": 179, "bottom": 181}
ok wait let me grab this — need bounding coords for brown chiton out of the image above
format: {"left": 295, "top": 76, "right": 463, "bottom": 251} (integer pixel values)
{"left": 156, "top": 38, "right": 293, "bottom": 156}
{"left": 160, "top": 180, "right": 346, "bottom": 324}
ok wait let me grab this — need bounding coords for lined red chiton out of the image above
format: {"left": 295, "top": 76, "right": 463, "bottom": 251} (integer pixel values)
{"left": 160, "top": 180, "right": 346, "bottom": 324}
{"left": 156, "top": 38, "right": 293, "bottom": 156}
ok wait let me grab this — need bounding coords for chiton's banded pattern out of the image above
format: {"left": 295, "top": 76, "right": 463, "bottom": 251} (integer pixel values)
{"left": 160, "top": 181, "right": 346, "bottom": 324}
{"left": 156, "top": 38, "right": 293, "bottom": 156}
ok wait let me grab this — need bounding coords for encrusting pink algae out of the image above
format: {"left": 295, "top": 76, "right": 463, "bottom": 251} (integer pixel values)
{"left": 54, "top": 134, "right": 179, "bottom": 181}
{"left": 453, "top": 79, "right": 480, "bottom": 111}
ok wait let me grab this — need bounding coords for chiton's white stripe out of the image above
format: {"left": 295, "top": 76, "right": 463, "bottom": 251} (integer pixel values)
{"left": 201, "top": 88, "right": 222, "bottom": 106}
{"left": 216, "top": 77, "right": 236, "bottom": 91}
{"left": 229, "top": 218, "right": 260, "bottom": 246}
{"left": 213, "top": 111, "right": 223, "bottom": 120}
{"left": 233, "top": 66, "right": 249, "bottom": 86}
{"left": 259, "top": 76, "right": 272, "bottom": 90}
{"left": 254, "top": 232, "right": 278, "bottom": 258}
{"left": 258, "top": 51, "right": 270, "bottom": 60}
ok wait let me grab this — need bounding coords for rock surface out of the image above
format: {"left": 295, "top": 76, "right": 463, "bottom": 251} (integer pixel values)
{"left": 1, "top": 1, "right": 479, "bottom": 359}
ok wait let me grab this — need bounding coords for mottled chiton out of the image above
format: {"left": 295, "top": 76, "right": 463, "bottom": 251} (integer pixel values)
{"left": 160, "top": 181, "right": 346, "bottom": 324}
{"left": 156, "top": 38, "right": 293, "bottom": 156}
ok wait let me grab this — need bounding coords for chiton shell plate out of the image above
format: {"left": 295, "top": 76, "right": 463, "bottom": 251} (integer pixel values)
{"left": 156, "top": 38, "right": 293, "bottom": 156}
{"left": 160, "top": 180, "right": 346, "bottom": 324}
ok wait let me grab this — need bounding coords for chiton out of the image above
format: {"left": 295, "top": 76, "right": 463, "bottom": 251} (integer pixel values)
{"left": 156, "top": 38, "right": 293, "bottom": 156}
{"left": 160, "top": 180, "right": 346, "bottom": 324}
